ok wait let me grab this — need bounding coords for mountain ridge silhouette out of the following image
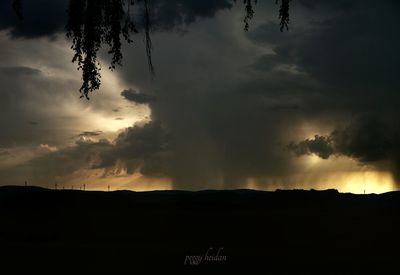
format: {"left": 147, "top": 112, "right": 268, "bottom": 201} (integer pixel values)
{"left": 1, "top": 185, "right": 399, "bottom": 273}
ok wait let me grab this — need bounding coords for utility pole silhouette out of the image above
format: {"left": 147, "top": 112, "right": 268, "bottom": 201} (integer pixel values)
{"left": 83, "top": 184, "right": 86, "bottom": 191}
{"left": 108, "top": 185, "right": 110, "bottom": 192}
{"left": 55, "top": 183, "right": 58, "bottom": 190}
{"left": 24, "top": 180, "right": 27, "bottom": 187}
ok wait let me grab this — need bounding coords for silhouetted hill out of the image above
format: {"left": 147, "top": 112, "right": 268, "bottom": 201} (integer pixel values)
{"left": 1, "top": 186, "right": 399, "bottom": 274}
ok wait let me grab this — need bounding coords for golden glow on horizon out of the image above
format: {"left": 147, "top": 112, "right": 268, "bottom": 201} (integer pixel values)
{"left": 55, "top": 169, "right": 173, "bottom": 192}
{"left": 332, "top": 171, "right": 396, "bottom": 194}
{"left": 245, "top": 171, "right": 396, "bottom": 194}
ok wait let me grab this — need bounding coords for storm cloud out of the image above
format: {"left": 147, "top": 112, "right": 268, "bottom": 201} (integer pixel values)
{"left": 96, "top": 121, "right": 171, "bottom": 177}
{"left": 113, "top": 0, "right": 400, "bottom": 188}
{"left": 289, "top": 117, "right": 400, "bottom": 178}
{"left": 0, "top": 0, "right": 233, "bottom": 38}
{"left": 121, "top": 89, "right": 157, "bottom": 104}
{"left": 1, "top": 0, "right": 400, "bottom": 191}
{"left": 1, "top": 121, "right": 170, "bottom": 184}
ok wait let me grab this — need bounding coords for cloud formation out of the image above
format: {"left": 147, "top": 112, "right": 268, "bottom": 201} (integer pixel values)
{"left": 114, "top": 0, "right": 400, "bottom": 189}
{"left": 288, "top": 135, "right": 334, "bottom": 160}
{"left": 1, "top": 0, "right": 400, "bottom": 191}
{"left": 96, "top": 121, "right": 171, "bottom": 177}
{"left": 0, "top": 0, "right": 233, "bottom": 39}
{"left": 121, "top": 89, "right": 157, "bottom": 104}
{"left": 74, "top": 131, "right": 103, "bottom": 138}
{"left": 289, "top": 116, "right": 400, "bottom": 179}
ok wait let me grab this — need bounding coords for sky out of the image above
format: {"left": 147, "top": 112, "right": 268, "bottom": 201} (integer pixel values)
{"left": 0, "top": 0, "right": 399, "bottom": 193}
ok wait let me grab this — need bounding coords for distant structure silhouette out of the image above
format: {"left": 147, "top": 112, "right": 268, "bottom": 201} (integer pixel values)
{"left": 12, "top": 0, "right": 291, "bottom": 99}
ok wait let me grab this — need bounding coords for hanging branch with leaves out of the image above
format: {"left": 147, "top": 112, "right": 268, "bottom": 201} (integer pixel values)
{"left": 277, "top": 0, "right": 290, "bottom": 31}
{"left": 143, "top": 0, "right": 155, "bottom": 76}
{"left": 12, "top": 0, "right": 291, "bottom": 99}
{"left": 66, "top": 0, "right": 142, "bottom": 99}
{"left": 243, "top": 0, "right": 257, "bottom": 32}
{"left": 235, "top": 0, "right": 290, "bottom": 32}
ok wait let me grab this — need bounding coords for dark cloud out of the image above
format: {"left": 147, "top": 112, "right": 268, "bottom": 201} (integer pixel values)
{"left": 97, "top": 121, "right": 171, "bottom": 177}
{"left": 148, "top": 0, "right": 232, "bottom": 30}
{"left": 250, "top": 53, "right": 282, "bottom": 72}
{"left": 271, "top": 104, "right": 300, "bottom": 112}
{"left": 22, "top": 138, "right": 113, "bottom": 180}
{"left": 297, "top": 0, "right": 357, "bottom": 11}
{"left": 0, "top": 65, "right": 47, "bottom": 146}
{"left": 0, "top": 61, "right": 97, "bottom": 148}
{"left": 0, "top": 138, "right": 113, "bottom": 186}
{"left": 0, "top": 0, "right": 67, "bottom": 38}
{"left": 121, "top": 89, "right": 157, "bottom": 104}
{"left": 272, "top": 0, "right": 400, "bottom": 185}
{"left": 0, "top": 66, "right": 41, "bottom": 76}
{"left": 0, "top": 0, "right": 233, "bottom": 38}
{"left": 289, "top": 116, "right": 400, "bottom": 180}
{"left": 11, "top": 121, "right": 171, "bottom": 181}
{"left": 113, "top": 0, "right": 400, "bottom": 189}
{"left": 28, "top": 121, "right": 39, "bottom": 126}
{"left": 288, "top": 135, "right": 333, "bottom": 160}
{"left": 330, "top": 117, "right": 394, "bottom": 164}
{"left": 249, "top": 0, "right": 400, "bottom": 105}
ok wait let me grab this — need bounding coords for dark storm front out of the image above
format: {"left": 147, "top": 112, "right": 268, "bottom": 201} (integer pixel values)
{"left": 184, "top": 247, "right": 227, "bottom": 265}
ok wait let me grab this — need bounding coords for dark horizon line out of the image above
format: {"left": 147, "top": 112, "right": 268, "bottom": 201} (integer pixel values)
{"left": 0, "top": 184, "right": 394, "bottom": 195}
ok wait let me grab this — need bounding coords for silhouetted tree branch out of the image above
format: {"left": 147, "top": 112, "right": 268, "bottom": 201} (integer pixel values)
{"left": 277, "top": 0, "right": 290, "bottom": 32}
{"left": 243, "top": 0, "right": 257, "bottom": 32}
{"left": 12, "top": 0, "right": 291, "bottom": 99}
{"left": 66, "top": 0, "right": 141, "bottom": 99}
{"left": 235, "top": 0, "right": 290, "bottom": 32}
{"left": 143, "top": 0, "right": 155, "bottom": 76}
{"left": 12, "top": 0, "right": 23, "bottom": 20}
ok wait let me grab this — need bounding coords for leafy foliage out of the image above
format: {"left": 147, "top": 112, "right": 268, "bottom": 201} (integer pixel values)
{"left": 277, "top": 0, "right": 290, "bottom": 31}
{"left": 66, "top": 0, "right": 142, "bottom": 99}
{"left": 12, "top": 0, "right": 291, "bottom": 99}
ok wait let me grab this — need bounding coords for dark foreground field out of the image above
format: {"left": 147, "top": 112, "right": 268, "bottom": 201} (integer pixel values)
{"left": 1, "top": 186, "right": 400, "bottom": 274}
